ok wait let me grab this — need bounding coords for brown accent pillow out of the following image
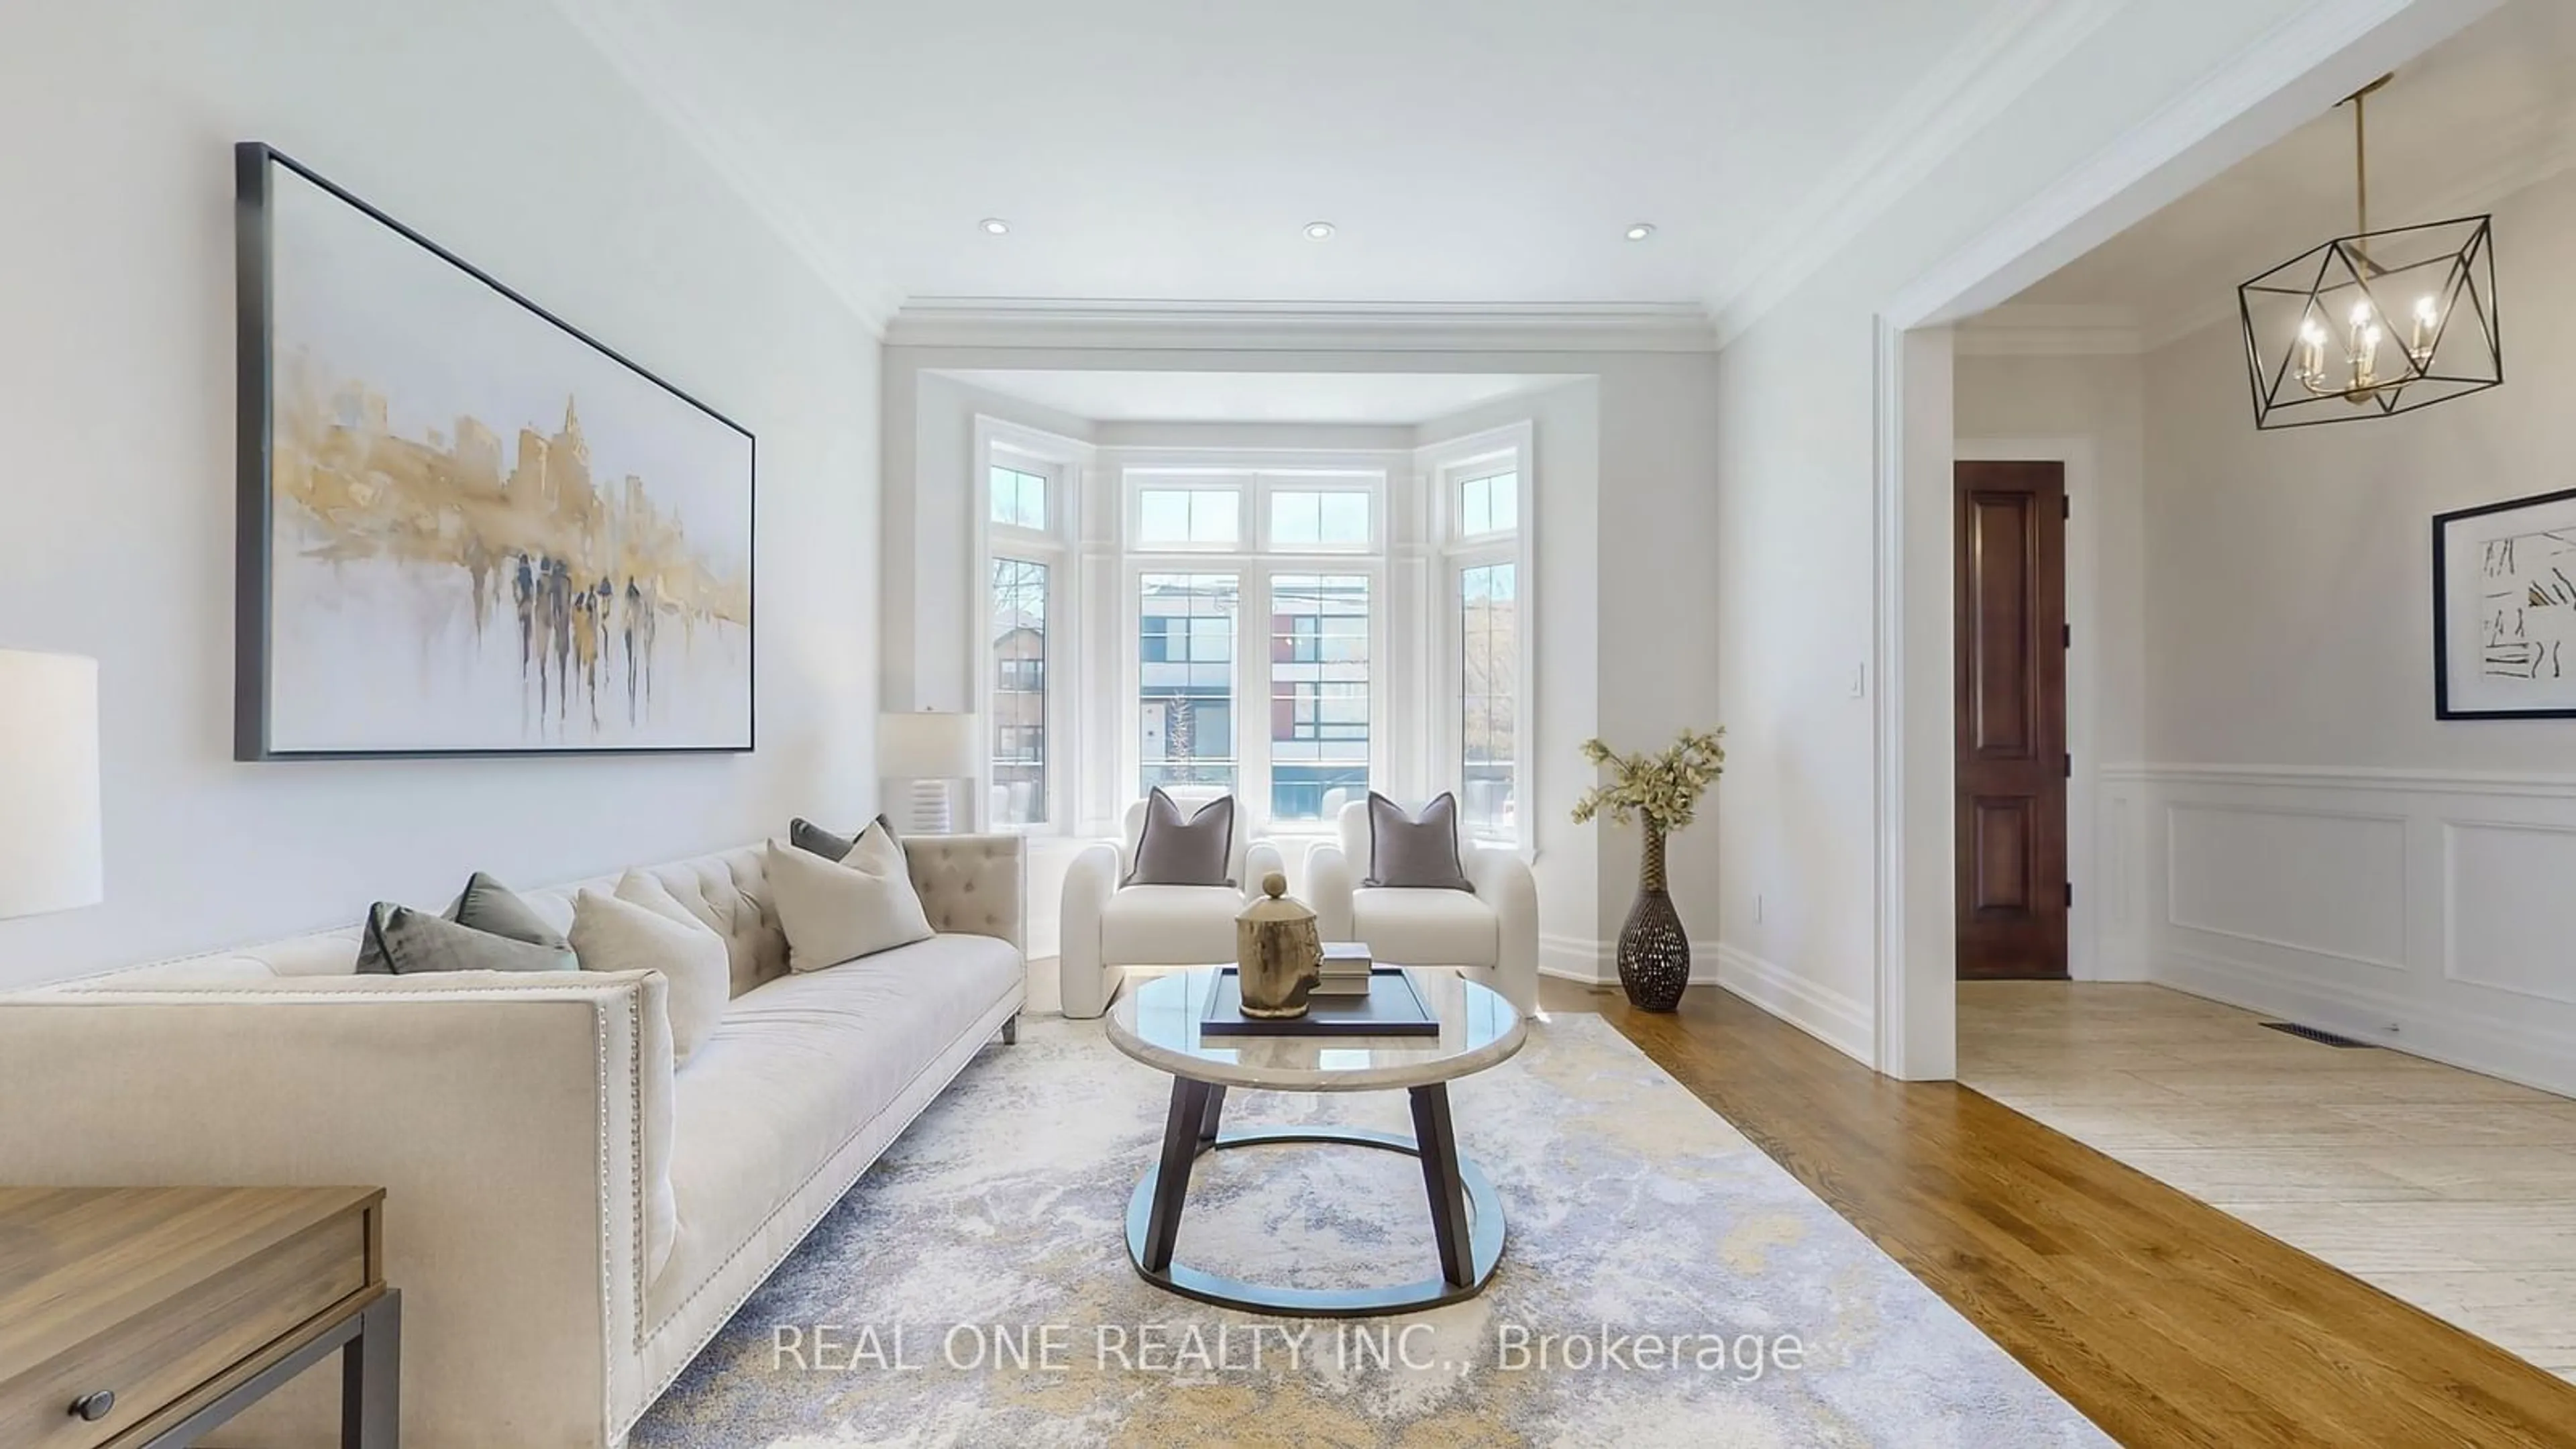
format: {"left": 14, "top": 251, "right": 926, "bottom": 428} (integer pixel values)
{"left": 1362, "top": 792, "right": 1474, "bottom": 892}
{"left": 1123, "top": 789, "right": 1236, "bottom": 888}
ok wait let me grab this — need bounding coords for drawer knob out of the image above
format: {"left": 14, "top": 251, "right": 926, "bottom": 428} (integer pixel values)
{"left": 70, "top": 1389, "right": 115, "bottom": 1421}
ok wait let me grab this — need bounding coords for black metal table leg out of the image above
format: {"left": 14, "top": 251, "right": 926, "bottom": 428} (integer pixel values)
{"left": 1140, "top": 1077, "right": 1209, "bottom": 1273}
{"left": 1196, "top": 1084, "right": 1228, "bottom": 1151}
{"left": 1410, "top": 1084, "right": 1473, "bottom": 1287}
{"left": 341, "top": 1289, "right": 400, "bottom": 1448}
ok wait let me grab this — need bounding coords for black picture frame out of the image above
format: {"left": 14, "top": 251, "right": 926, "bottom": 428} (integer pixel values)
{"left": 234, "top": 142, "right": 757, "bottom": 760}
{"left": 2431, "top": 483, "right": 2576, "bottom": 720}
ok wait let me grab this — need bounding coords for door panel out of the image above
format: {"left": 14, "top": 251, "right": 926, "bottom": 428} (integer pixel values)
{"left": 1955, "top": 461, "right": 2068, "bottom": 979}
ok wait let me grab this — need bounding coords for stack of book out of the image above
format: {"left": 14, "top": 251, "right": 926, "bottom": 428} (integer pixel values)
{"left": 1313, "top": 941, "right": 1375, "bottom": 997}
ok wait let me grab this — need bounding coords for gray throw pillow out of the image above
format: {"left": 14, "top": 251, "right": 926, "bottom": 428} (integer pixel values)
{"left": 1122, "top": 789, "right": 1236, "bottom": 888}
{"left": 1362, "top": 792, "right": 1474, "bottom": 892}
{"left": 356, "top": 871, "right": 574, "bottom": 973}
{"left": 358, "top": 902, "right": 579, "bottom": 975}
{"left": 789, "top": 814, "right": 901, "bottom": 863}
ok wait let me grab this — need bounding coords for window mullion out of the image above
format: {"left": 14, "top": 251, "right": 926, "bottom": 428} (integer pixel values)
{"left": 1240, "top": 562, "right": 1269, "bottom": 835}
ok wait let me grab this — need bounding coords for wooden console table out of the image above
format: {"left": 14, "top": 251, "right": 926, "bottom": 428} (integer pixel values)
{"left": 0, "top": 1186, "right": 398, "bottom": 1448}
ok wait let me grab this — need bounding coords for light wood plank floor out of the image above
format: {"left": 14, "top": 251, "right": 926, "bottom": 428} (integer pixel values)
{"left": 1542, "top": 977, "right": 2576, "bottom": 1448}
{"left": 1959, "top": 980, "right": 2576, "bottom": 1387}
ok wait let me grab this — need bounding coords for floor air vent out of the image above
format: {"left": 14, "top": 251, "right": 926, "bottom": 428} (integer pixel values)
{"left": 2260, "top": 1022, "right": 2377, "bottom": 1049}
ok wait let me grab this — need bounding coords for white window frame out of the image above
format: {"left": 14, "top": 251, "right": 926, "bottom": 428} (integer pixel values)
{"left": 973, "top": 417, "right": 1087, "bottom": 835}
{"left": 1112, "top": 453, "right": 1396, "bottom": 837}
{"left": 1258, "top": 476, "right": 1381, "bottom": 555}
{"left": 1120, "top": 556, "right": 1392, "bottom": 839}
{"left": 1424, "top": 423, "right": 1537, "bottom": 857}
{"left": 1126, "top": 473, "right": 1251, "bottom": 553}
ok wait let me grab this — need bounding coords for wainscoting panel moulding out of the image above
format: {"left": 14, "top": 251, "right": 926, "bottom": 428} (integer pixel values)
{"left": 2098, "top": 761, "right": 2576, "bottom": 1098}
{"left": 883, "top": 299, "right": 1719, "bottom": 354}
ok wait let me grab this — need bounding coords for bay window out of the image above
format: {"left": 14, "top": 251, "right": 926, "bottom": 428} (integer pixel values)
{"left": 977, "top": 423, "right": 1079, "bottom": 831}
{"left": 977, "top": 420, "right": 1529, "bottom": 849}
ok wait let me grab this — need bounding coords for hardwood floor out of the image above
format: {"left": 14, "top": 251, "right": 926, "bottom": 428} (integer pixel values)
{"left": 1540, "top": 977, "right": 2576, "bottom": 1448}
{"left": 1961, "top": 981, "right": 2576, "bottom": 1387}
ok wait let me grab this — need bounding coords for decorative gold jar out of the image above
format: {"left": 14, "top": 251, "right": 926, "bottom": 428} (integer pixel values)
{"left": 1235, "top": 872, "right": 1323, "bottom": 1018}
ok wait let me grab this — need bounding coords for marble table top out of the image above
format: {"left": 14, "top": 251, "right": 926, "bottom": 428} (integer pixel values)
{"left": 1106, "top": 966, "right": 1526, "bottom": 1091}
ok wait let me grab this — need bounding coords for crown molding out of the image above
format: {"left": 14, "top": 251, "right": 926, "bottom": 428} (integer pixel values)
{"left": 1884, "top": 0, "right": 2493, "bottom": 332}
{"left": 1707, "top": 0, "right": 2127, "bottom": 347}
{"left": 547, "top": 0, "right": 902, "bottom": 333}
{"left": 1953, "top": 303, "right": 2143, "bottom": 356}
{"left": 882, "top": 299, "right": 1719, "bottom": 354}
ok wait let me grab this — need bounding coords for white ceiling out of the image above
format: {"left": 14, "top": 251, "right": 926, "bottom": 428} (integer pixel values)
{"left": 2005, "top": 0, "right": 2576, "bottom": 342}
{"left": 554, "top": 0, "right": 2033, "bottom": 315}
{"left": 940, "top": 370, "right": 1574, "bottom": 425}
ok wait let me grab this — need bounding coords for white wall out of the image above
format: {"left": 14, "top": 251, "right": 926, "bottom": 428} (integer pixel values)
{"left": 1954, "top": 352, "right": 2150, "bottom": 980}
{"left": 2107, "top": 159, "right": 2576, "bottom": 1093}
{"left": 1712, "top": 0, "right": 2340, "bottom": 1071}
{"left": 0, "top": 1, "right": 881, "bottom": 988}
{"left": 882, "top": 347, "right": 1721, "bottom": 985}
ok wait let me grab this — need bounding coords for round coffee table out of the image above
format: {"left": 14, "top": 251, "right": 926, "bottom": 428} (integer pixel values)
{"left": 1105, "top": 965, "right": 1525, "bottom": 1317}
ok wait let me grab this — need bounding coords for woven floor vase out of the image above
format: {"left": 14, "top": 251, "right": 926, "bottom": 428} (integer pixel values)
{"left": 1617, "top": 824, "right": 1690, "bottom": 1012}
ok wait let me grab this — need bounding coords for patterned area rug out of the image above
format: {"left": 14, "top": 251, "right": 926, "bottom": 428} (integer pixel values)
{"left": 631, "top": 1014, "right": 2110, "bottom": 1447}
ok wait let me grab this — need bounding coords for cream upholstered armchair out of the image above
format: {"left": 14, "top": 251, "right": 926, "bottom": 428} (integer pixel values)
{"left": 1305, "top": 797, "right": 1538, "bottom": 1016}
{"left": 1059, "top": 790, "right": 1285, "bottom": 1018}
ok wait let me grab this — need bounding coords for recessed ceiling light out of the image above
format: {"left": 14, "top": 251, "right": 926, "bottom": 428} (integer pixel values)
{"left": 979, "top": 217, "right": 1010, "bottom": 235}
{"left": 1303, "top": 221, "right": 1336, "bottom": 240}
{"left": 1624, "top": 223, "right": 1656, "bottom": 241}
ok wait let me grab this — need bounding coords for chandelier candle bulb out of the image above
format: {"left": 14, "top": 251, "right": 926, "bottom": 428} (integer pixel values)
{"left": 2235, "top": 70, "right": 2501, "bottom": 427}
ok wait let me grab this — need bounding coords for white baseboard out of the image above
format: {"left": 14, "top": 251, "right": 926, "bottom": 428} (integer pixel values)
{"left": 1538, "top": 932, "right": 1612, "bottom": 985}
{"left": 2105, "top": 763, "right": 2576, "bottom": 1099}
{"left": 1712, "top": 943, "right": 1873, "bottom": 1065}
{"left": 2151, "top": 945, "right": 2576, "bottom": 1099}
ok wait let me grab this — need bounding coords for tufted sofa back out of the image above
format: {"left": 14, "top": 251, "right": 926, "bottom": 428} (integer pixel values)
{"left": 74, "top": 837, "right": 1026, "bottom": 1000}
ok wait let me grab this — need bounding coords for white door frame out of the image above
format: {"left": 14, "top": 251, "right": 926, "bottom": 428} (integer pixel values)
{"left": 1955, "top": 437, "right": 2100, "bottom": 983}
{"left": 1862, "top": 0, "right": 2491, "bottom": 1079}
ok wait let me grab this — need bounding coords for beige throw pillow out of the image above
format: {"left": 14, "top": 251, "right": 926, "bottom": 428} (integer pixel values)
{"left": 765, "top": 827, "right": 934, "bottom": 971}
{"left": 569, "top": 882, "right": 731, "bottom": 1068}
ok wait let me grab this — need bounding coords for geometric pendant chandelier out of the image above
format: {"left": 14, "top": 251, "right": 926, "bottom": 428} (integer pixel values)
{"left": 2238, "top": 73, "right": 2502, "bottom": 429}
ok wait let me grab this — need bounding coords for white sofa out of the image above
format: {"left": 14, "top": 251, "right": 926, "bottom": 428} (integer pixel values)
{"left": 1305, "top": 798, "right": 1539, "bottom": 1015}
{"left": 1058, "top": 792, "right": 1284, "bottom": 1018}
{"left": 0, "top": 834, "right": 1026, "bottom": 1449}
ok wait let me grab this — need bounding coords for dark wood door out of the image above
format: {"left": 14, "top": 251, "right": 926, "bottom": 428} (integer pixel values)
{"left": 1954, "top": 461, "right": 2068, "bottom": 979}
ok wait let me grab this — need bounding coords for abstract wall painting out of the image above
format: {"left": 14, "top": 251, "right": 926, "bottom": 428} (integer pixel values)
{"left": 234, "top": 143, "right": 754, "bottom": 759}
{"left": 2434, "top": 486, "right": 2576, "bottom": 720}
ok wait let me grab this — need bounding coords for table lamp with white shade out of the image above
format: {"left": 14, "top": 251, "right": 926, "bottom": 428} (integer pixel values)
{"left": 0, "top": 649, "right": 104, "bottom": 920}
{"left": 878, "top": 710, "right": 980, "bottom": 835}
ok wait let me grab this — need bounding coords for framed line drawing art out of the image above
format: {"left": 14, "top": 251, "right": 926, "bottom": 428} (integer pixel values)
{"left": 2434, "top": 484, "right": 2576, "bottom": 720}
{"left": 235, "top": 142, "right": 755, "bottom": 759}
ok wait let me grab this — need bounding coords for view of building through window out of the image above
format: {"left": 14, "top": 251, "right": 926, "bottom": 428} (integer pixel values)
{"left": 1139, "top": 572, "right": 1240, "bottom": 794}
{"left": 1268, "top": 574, "right": 1370, "bottom": 823}
{"left": 989, "top": 557, "right": 1048, "bottom": 826}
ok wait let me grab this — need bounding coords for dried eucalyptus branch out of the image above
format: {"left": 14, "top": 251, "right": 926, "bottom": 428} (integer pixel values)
{"left": 1569, "top": 727, "right": 1726, "bottom": 833}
